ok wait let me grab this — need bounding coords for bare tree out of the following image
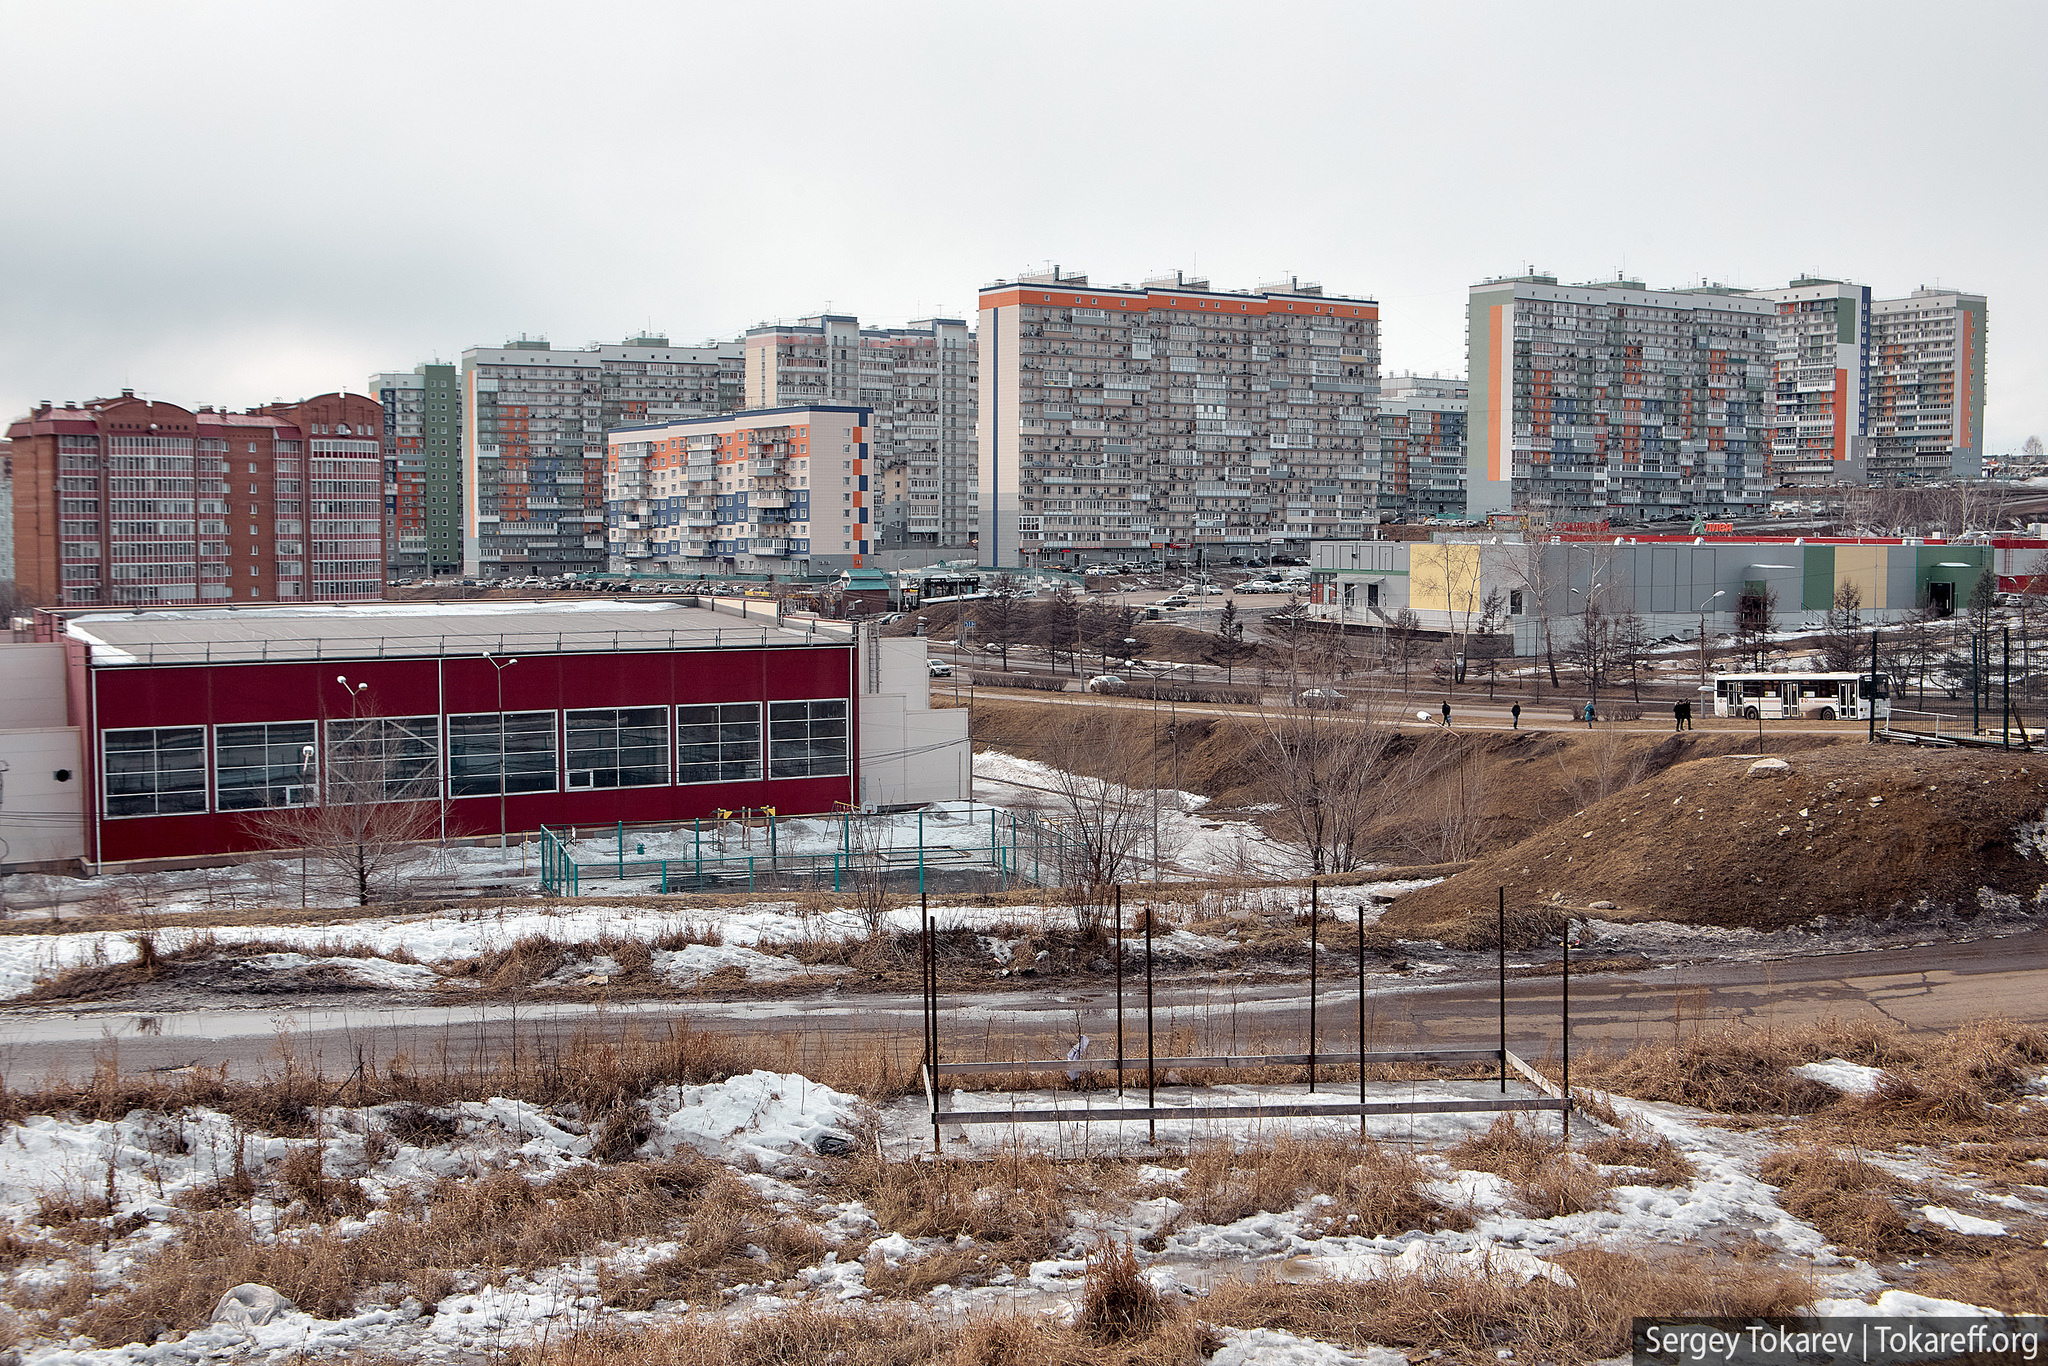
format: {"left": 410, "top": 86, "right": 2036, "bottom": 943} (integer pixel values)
{"left": 242, "top": 717, "right": 445, "bottom": 906}
{"left": 1507, "top": 542, "right": 1563, "bottom": 689}
{"left": 1612, "top": 605, "right": 1651, "bottom": 703}
{"left": 1386, "top": 608, "right": 1424, "bottom": 694}
{"left": 1733, "top": 586, "right": 1778, "bottom": 670}
{"left": 1255, "top": 692, "right": 1396, "bottom": 874}
{"left": 1036, "top": 706, "right": 1157, "bottom": 898}
{"left": 1412, "top": 545, "right": 1485, "bottom": 686}
{"left": 1817, "top": 581, "right": 1865, "bottom": 671}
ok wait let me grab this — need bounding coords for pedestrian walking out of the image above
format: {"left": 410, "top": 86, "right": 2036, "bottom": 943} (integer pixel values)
{"left": 1678, "top": 699, "right": 1693, "bottom": 730}
{"left": 1582, "top": 701, "right": 1596, "bottom": 728}
{"left": 1673, "top": 699, "right": 1686, "bottom": 732}
{"left": 1510, "top": 702, "right": 1521, "bottom": 730}
{"left": 1441, "top": 700, "right": 1452, "bottom": 728}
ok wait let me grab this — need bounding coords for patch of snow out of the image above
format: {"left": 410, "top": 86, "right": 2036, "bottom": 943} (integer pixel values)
{"left": 641, "top": 1070, "right": 861, "bottom": 1173}
{"left": 1304, "top": 1241, "right": 1575, "bottom": 1288}
{"left": 1794, "top": 1059, "right": 1887, "bottom": 1096}
{"left": 1918, "top": 1205, "right": 2007, "bottom": 1236}
{"left": 1211, "top": 1326, "right": 1400, "bottom": 1366}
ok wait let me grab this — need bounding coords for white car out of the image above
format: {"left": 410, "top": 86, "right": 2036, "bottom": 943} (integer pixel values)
{"left": 1086, "top": 674, "right": 1128, "bottom": 693}
{"left": 928, "top": 660, "right": 953, "bottom": 677}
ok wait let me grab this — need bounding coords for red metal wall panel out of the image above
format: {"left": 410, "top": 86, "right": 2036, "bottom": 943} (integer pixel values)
{"left": 80, "top": 645, "right": 857, "bottom": 865}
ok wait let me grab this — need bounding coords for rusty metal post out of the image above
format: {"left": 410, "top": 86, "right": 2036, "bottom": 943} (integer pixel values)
{"left": 1307, "top": 880, "right": 1319, "bottom": 1093}
{"left": 1145, "top": 901, "right": 1156, "bottom": 1144}
{"left": 1114, "top": 884, "right": 1124, "bottom": 1098}
{"left": 1356, "top": 897, "right": 1366, "bottom": 1137}
{"left": 1499, "top": 886, "right": 1507, "bottom": 1094}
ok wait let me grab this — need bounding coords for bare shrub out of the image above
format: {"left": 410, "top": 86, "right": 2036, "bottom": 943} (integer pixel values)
{"left": 1757, "top": 1147, "right": 1928, "bottom": 1257}
{"left": 1446, "top": 1115, "right": 1611, "bottom": 1217}
{"left": 1079, "top": 1237, "right": 1163, "bottom": 1343}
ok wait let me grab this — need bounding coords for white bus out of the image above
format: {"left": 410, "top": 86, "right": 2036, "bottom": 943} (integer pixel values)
{"left": 1710, "top": 670, "right": 1890, "bottom": 721}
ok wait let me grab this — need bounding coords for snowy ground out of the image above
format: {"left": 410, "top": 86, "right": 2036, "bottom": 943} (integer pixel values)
{"left": 0, "top": 747, "right": 1306, "bottom": 918}
{"left": 0, "top": 1058, "right": 2036, "bottom": 1363}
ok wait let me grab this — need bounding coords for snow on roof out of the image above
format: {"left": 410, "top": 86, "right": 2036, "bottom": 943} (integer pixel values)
{"left": 64, "top": 598, "right": 847, "bottom": 667}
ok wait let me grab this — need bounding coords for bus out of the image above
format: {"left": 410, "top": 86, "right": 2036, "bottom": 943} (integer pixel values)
{"left": 1710, "top": 670, "right": 1890, "bottom": 721}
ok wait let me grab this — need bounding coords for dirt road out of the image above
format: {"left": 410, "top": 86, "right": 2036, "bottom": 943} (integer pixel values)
{"left": 3, "top": 929, "right": 2041, "bottom": 1085}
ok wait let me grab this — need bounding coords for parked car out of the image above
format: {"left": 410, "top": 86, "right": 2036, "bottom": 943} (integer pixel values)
{"left": 928, "top": 659, "right": 953, "bottom": 677}
{"left": 1086, "top": 674, "right": 1128, "bottom": 693}
{"left": 1157, "top": 594, "right": 1191, "bottom": 608}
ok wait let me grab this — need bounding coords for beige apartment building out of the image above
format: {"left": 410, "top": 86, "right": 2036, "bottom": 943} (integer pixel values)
{"left": 743, "top": 316, "right": 976, "bottom": 553}
{"left": 977, "top": 269, "right": 1380, "bottom": 566}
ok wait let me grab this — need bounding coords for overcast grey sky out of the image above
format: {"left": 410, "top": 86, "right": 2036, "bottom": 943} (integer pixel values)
{"left": 3, "top": 0, "right": 2042, "bottom": 450}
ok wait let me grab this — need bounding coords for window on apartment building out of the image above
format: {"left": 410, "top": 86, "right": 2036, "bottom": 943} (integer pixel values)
{"left": 103, "top": 727, "right": 207, "bottom": 818}
{"left": 325, "top": 716, "right": 442, "bottom": 802}
{"left": 767, "top": 699, "right": 848, "bottom": 779}
{"left": 447, "top": 711, "right": 558, "bottom": 797}
{"left": 675, "top": 703, "right": 761, "bottom": 784}
{"left": 214, "top": 721, "right": 318, "bottom": 810}
{"left": 565, "top": 707, "right": 668, "bottom": 789}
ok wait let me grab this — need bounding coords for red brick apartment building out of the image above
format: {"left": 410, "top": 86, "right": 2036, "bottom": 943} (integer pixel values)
{"left": 8, "top": 391, "right": 385, "bottom": 607}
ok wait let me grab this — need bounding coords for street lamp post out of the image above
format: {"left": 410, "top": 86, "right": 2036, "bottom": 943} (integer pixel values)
{"left": 1695, "top": 590, "right": 1726, "bottom": 702}
{"left": 1568, "top": 581, "right": 1603, "bottom": 710}
{"left": 484, "top": 654, "right": 518, "bottom": 851}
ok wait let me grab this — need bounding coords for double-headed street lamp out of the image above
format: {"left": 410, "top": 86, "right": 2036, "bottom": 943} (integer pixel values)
{"left": 484, "top": 653, "right": 518, "bottom": 851}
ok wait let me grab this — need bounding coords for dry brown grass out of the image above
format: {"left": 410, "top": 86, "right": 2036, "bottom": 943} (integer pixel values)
{"left": 1205, "top": 1248, "right": 1813, "bottom": 1364}
{"left": 1166, "top": 1134, "right": 1474, "bottom": 1242}
{"left": 1446, "top": 1115, "right": 1612, "bottom": 1217}
{"left": 1914, "top": 1250, "right": 2048, "bottom": 1315}
{"left": 838, "top": 1150, "right": 1088, "bottom": 1270}
{"left": 1582, "top": 1128, "right": 1697, "bottom": 1187}
{"left": 506, "top": 1303, "right": 1215, "bottom": 1366}
{"left": 0, "top": 1016, "right": 924, "bottom": 1138}
{"left": 1079, "top": 1238, "right": 1164, "bottom": 1343}
{"left": 64, "top": 1153, "right": 836, "bottom": 1347}
{"left": 1756, "top": 1147, "right": 1937, "bottom": 1258}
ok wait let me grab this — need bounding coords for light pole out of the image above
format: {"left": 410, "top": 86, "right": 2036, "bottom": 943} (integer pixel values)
{"left": 1695, "top": 590, "right": 1726, "bottom": 690}
{"left": 1568, "top": 581, "right": 1603, "bottom": 710}
{"left": 484, "top": 654, "right": 518, "bottom": 851}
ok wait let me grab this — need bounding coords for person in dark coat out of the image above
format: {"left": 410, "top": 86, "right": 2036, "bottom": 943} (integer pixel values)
{"left": 1510, "top": 702, "right": 1521, "bottom": 729}
{"left": 1441, "top": 700, "right": 1452, "bottom": 728}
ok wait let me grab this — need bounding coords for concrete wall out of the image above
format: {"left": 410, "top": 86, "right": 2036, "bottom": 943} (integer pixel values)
{"left": 0, "top": 643, "right": 70, "bottom": 729}
{"left": 856, "top": 637, "right": 969, "bottom": 808}
{"left": 0, "top": 727, "right": 84, "bottom": 867}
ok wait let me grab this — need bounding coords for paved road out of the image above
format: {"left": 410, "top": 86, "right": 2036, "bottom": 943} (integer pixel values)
{"left": 4, "top": 929, "right": 2040, "bottom": 1085}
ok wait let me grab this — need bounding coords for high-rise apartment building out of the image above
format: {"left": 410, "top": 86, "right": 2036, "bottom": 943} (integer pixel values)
{"left": 0, "top": 437, "right": 13, "bottom": 586}
{"left": 1744, "top": 279, "right": 1872, "bottom": 484}
{"left": 1377, "top": 375, "right": 1468, "bottom": 522}
{"left": 460, "top": 336, "right": 743, "bottom": 579}
{"left": 6, "top": 390, "right": 384, "bottom": 607}
{"left": 977, "top": 270, "right": 1379, "bottom": 565}
{"left": 606, "top": 405, "right": 871, "bottom": 574}
{"left": 1465, "top": 275, "right": 1778, "bottom": 520}
{"left": 743, "top": 316, "right": 977, "bottom": 551}
{"left": 369, "top": 363, "right": 461, "bottom": 577}
{"left": 1869, "top": 288, "right": 1987, "bottom": 481}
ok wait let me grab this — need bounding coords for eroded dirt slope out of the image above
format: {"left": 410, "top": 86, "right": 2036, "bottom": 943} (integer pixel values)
{"left": 1383, "top": 745, "right": 2048, "bottom": 935}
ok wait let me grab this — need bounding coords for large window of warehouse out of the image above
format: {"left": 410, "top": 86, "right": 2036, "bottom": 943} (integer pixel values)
{"left": 448, "top": 712, "right": 558, "bottom": 797}
{"left": 103, "top": 727, "right": 207, "bottom": 817}
{"left": 767, "top": 699, "right": 848, "bottom": 778}
{"left": 676, "top": 703, "right": 761, "bottom": 784}
{"left": 215, "top": 722, "right": 317, "bottom": 810}
{"left": 325, "top": 717, "right": 442, "bottom": 802}
{"left": 565, "top": 707, "right": 668, "bottom": 789}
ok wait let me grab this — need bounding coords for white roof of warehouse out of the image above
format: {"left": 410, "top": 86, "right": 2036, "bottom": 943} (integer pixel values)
{"left": 64, "top": 598, "right": 848, "bottom": 667}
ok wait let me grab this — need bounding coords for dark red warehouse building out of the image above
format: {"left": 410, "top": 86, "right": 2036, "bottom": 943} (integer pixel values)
{"left": 33, "top": 597, "right": 965, "bottom": 870}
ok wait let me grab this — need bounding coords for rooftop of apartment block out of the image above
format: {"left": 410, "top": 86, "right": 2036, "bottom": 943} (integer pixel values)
{"left": 981, "top": 266, "right": 1376, "bottom": 307}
